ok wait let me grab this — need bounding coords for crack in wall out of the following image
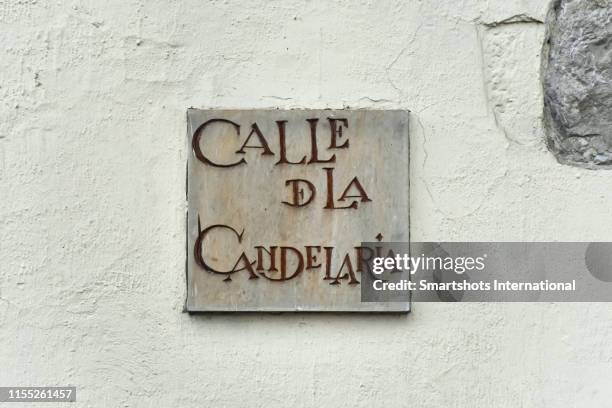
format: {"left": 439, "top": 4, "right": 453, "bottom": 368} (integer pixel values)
{"left": 482, "top": 14, "right": 543, "bottom": 28}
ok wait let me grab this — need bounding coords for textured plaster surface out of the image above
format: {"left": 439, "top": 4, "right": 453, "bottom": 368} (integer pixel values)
{"left": 1, "top": 1, "right": 612, "bottom": 407}
{"left": 543, "top": 0, "right": 612, "bottom": 167}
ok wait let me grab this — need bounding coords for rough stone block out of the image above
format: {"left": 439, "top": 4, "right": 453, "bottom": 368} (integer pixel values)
{"left": 543, "top": 0, "right": 612, "bottom": 167}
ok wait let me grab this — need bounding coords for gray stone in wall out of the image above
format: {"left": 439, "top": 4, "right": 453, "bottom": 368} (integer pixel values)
{"left": 543, "top": 0, "right": 612, "bottom": 168}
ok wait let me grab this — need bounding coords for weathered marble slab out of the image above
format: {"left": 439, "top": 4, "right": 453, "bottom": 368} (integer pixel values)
{"left": 186, "top": 109, "right": 409, "bottom": 312}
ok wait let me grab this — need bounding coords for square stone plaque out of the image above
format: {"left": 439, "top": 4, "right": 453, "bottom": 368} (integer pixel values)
{"left": 186, "top": 109, "right": 409, "bottom": 312}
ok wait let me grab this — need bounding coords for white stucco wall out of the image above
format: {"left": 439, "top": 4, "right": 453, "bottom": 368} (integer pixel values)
{"left": 2, "top": 0, "right": 611, "bottom": 406}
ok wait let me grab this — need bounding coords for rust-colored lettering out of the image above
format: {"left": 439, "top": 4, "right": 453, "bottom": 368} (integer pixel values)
{"left": 192, "top": 119, "right": 246, "bottom": 168}
{"left": 327, "top": 117, "right": 349, "bottom": 149}
{"left": 330, "top": 253, "right": 359, "bottom": 285}
{"left": 282, "top": 179, "right": 315, "bottom": 207}
{"left": 338, "top": 176, "right": 372, "bottom": 203}
{"left": 255, "top": 245, "right": 278, "bottom": 272}
{"left": 261, "top": 246, "right": 304, "bottom": 281}
{"left": 228, "top": 253, "right": 258, "bottom": 281}
{"left": 306, "top": 118, "right": 335, "bottom": 164}
{"left": 305, "top": 246, "right": 322, "bottom": 269}
{"left": 236, "top": 123, "right": 274, "bottom": 155}
{"left": 276, "top": 120, "right": 306, "bottom": 165}
{"left": 355, "top": 246, "right": 374, "bottom": 274}
{"left": 323, "top": 167, "right": 357, "bottom": 210}
{"left": 322, "top": 246, "right": 335, "bottom": 280}
{"left": 193, "top": 217, "right": 257, "bottom": 280}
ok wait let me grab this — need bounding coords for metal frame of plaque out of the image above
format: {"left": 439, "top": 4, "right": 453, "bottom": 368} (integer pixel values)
{"left": 186, "top": 109, "right": 410, "bottom": 312}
